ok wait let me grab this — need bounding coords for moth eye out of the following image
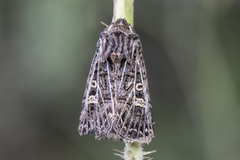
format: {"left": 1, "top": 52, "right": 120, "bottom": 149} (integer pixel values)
{"left": 136, "top": 83, "right": 143, "bottom": 91}
{"left": 91, "top": 80, "right": 97, "bottom": 88}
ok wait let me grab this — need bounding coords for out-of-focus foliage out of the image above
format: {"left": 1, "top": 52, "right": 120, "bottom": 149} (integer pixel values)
{"left": 1, "top": 0, "right": 240, "bottom": 160}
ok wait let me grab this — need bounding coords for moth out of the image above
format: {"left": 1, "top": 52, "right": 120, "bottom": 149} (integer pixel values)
{"left": 78, "top": 18, "right": 154, "bottom": 144}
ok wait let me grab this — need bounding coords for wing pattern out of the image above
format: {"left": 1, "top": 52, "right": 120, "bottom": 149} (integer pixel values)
{"left": 78, "top": 19, "right": 154, "bottom": 144}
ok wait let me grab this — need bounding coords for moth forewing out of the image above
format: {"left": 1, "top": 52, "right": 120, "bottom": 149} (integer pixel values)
{"left": 78, "top": 18, "right": 154, "bottom": 144}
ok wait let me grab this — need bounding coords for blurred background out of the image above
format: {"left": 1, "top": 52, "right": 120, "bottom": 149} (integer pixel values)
{"left": 1, "top": 0, "right": 240, "bottom": 160}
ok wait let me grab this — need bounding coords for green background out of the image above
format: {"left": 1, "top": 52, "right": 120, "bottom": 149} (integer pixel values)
{"left": 1, "top": 0, "right": 240, "bottom": 160}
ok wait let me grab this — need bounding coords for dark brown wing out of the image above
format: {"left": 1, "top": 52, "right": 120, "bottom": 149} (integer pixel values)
{"left": 79, "top": 19, "right": 154, "bottom": 143}
{"left": 114, "top": 38, "right": 154, "bottom": 144}
{"left": 78, "top": 51, "right": 99, "bottom": 136}
{"left": 78, "top": 34, "right": 119, "bottom": 140}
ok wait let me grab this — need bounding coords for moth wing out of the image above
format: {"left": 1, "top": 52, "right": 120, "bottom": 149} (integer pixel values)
{"left": 78, "top": 40, "right": 113, "bottom": 139}
{"left": 78, "top": 52, "right": 100, "bottom": 136}
{"left": 116, "top": 40, "right": 154, "bottom": 144}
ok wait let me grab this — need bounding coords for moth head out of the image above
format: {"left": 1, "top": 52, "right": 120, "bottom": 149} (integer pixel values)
{"left": 107, "top": 18, "right": 132, "bottom": 33}
{"left": 114, "top": 18, "right": 129, "bottom": 27}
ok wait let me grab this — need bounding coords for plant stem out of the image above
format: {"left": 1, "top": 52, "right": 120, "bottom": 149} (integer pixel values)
{"left": 124, "top": 0, "right": 134, "bottom": 28}
{"left": 113, "top": 0, "right": 134, "bottom": 28}
{"left": 124, "top": 142, "right": 143, "bottom": 160}
{"left": 114, "top": 141, "right": 156, "bottom": 160}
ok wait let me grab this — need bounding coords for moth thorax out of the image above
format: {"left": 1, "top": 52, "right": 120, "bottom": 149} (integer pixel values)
{"left": 110, "top": 52, "right": 123, "bottom": 63}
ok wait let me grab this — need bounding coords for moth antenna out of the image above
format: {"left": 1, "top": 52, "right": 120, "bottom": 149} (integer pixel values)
{"left": 100, "top": 21, "right": 109, "bottom": 27}
{"left": 128, "top": 26, "right": 133, "bottom": 33}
